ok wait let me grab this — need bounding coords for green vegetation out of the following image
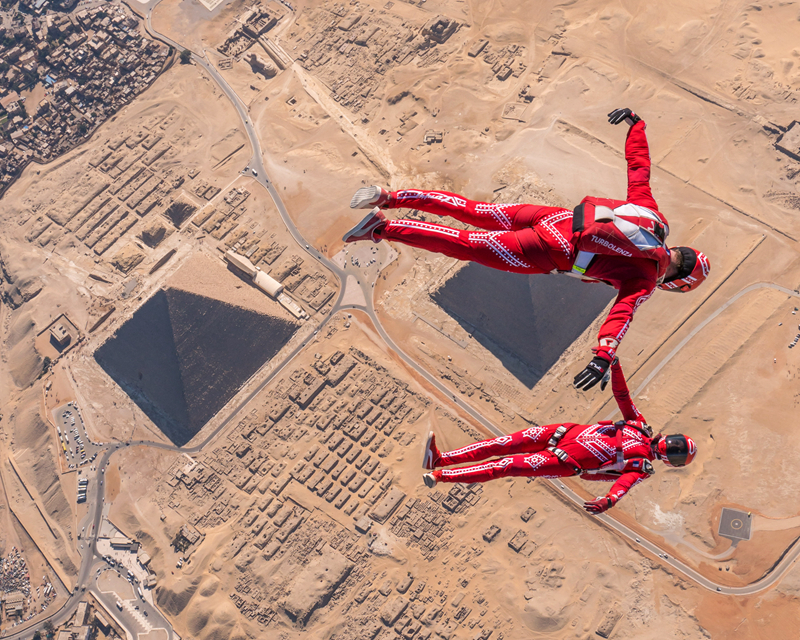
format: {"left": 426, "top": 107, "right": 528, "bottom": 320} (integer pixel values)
{"left": 179, "top": 49, "right": 191, "bottom": 64}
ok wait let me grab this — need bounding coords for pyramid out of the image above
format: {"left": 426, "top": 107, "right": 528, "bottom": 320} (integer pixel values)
{"left": 95, "top": 287, "right": 299, "bottom": 445}
{"left": 432, "top": 263, "right": 614, "bottom": 388}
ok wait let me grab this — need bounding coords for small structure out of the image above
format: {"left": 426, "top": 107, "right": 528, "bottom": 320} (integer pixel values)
{"left": 776, "top": 121, "right": 800, "bottom": 161}
{"left": 225, "top": 250, "right": 257, "bottom": 277}
{"left": 50, "top": 323, "right": 71, "bottom": 348}
{"left": 482, "top": 525, "right": 501, "bottom": 542}
{"left": 253, "top": 270, "right": 283, "bottom": 298}
{"left": 4, "top": 591, "right": 24, "bottom": 617}
{"left": 225, "top": 250, "right": 284, "bottom": 299}
{"left": 180, "top": 523, "right": 202, "bottom": 545}
{"left": 422, "top": 15, "right": 458, "bottom": 44}
{"left": 247, "top": 52, "right": 277, "bottom": 78}
{"left": 75, "top": 601, "right": 88, "bottom": 625}
{"left": 94, "top": 612, "right": 111, "bottom": 632}
{"left": 423, "top": 130, "right": 443, "bottom": 145}
{"left": 110, "top": 534, "right": 139, "bottom": 551}
{"left": 468, "top": 39, "right": 488, "bottom": 57}
{"left": 507, "top": 529, "right": 528, "bottom": 552}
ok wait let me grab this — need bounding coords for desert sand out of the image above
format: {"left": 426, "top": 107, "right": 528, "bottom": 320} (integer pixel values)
{"left": 2, "top": 0, "right": 800, "bottom": 638}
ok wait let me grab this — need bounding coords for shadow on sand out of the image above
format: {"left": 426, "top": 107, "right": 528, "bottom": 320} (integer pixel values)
{"left": 432, "top": 263, "right": 615, "bottom": 389}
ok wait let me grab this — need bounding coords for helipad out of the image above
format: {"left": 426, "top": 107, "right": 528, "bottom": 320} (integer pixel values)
{"left": 718, "top": 508, "right": 752, "bottom": 541}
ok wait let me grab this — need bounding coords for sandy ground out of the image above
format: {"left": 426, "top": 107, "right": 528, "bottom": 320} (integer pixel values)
{"left": 1, "top": 0, "right": 800, "bottom": 637}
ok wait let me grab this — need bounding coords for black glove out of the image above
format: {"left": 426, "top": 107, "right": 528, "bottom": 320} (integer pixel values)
{"left": 599, "top": 356, "right": 619, "bottom": 392}
{"left": 573, "top": 356, "right": 611, "bottom": 391}
{"left": 583, "top": 496, "right": 614, "bottom": 514}
{"left": 607, "top": 108, "right": 641, "bottom": 126}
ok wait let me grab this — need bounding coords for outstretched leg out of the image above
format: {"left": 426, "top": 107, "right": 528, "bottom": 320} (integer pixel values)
{"left": 387, "top": 189, "right": 551, "bottom": 232}
{"left": 376, "top": 221, "right": 553, "bottom": 274}
{"left": 434, "top": 450, "right": 576, "bottom": 484}
{"left": 436, "top": 425, "right": 561, "bottom": 467}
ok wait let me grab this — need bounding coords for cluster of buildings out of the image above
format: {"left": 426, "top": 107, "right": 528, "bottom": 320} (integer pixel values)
{"left": 151, "top": 342, "right": 516, "bottom": 637}
{"left": 388, "top": 485, "right": 482, "bottom": 560}
{"left": 216, "top": 4, "right": 286, "bottom": 65}
{"left": 194, "top": 187, "right": 335, "bottom": 314}
{"left": 0, "top": 547, "right": 56, "bottom": 626}
{"left": 145, "top": 323, "right": 542, "bottom": 640}
{"left": 153, "top": 346, "right": 452, "bottom": 623}
{"left": 0, "top": 3, "right": 169, "bottom": 196}
{"left": 288, "top": 2, "right": 461, "bottom": 114}
{"left": 467, "top": 40, "right": 529, "bottom": 82}
{"left": 23, "top": 112, "right": 187, "bottom": 269}
{"left": 50, "top": 597, "right": 117, "bottom": 640}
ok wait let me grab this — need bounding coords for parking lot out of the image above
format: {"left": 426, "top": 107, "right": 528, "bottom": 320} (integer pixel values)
{"left": 52, "top": 402, "right": 104, "bottom": 472}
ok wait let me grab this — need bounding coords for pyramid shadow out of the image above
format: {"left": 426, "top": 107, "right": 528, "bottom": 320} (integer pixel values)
{"left": 95, "top": 288, "right": 299, "bottom": 446}
{"left": 432, "top": 263, "right": 615, "bottom": 389}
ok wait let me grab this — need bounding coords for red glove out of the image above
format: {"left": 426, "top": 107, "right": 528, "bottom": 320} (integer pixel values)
{"left": 583, "top": 496, "right": 616, "bottom": 514}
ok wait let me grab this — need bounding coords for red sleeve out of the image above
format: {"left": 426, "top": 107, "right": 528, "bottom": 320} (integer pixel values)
{"left": 625, "top": 120, "right": 658, "bottom": 210}
{"left": 611, "top": 360, "right": 644, "bottom": 423}
{"left": 608, "top": 471, "right": 649, "bottom": 503}
{"left": 581, "top": 471, "right": 650, "bottom": 504}
{"left": 595, "top": 278, "right": 656, "bottom": 361}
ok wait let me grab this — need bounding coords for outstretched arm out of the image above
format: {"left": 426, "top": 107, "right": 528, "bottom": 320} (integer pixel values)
{"left": 582, "top": 470, "right": 650, "bottom": 513}
{"left": 574, "top": 271, "right": 657, "bottom": 392}
{"left": 611, "top": 359, "right": 644, "bottom": 423}
{"left": 625, "top": 121, "right": 658, "bottom": 210}
{"left": 608, "top": 108, "right": 658, "bottom": 210}
{"left": 596, "top": 277, "right": 656, "bottom": 362}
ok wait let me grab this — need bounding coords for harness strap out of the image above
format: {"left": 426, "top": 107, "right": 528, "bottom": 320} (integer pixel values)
{"left": 571, "top": 250, "right": 595, "bottom": 276}
{"left": 547, "top": 425, "right": 568, "bottom": 447}
{"left": 549, "top": 447, "right": 582, "bottom": 474}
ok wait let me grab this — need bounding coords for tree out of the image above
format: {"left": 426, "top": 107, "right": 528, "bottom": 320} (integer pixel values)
{"left": 179, "top": 49, "right": 191, "bottom": 64}
{"left": 43, "top": 621, "right": 55, "bottom": 639}
{"left": 33, "top": 632, "right": 42, "bottom": 640}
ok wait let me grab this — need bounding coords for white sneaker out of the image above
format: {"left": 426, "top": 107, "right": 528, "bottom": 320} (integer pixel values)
{"left": 342, "top": 208, "right": 386, "bottom": 243}
{"left": 350, "top": 185, "right": 390, "bottom": 209}
{"left": 423, "top": 473, "right": 437, "bottom": 488}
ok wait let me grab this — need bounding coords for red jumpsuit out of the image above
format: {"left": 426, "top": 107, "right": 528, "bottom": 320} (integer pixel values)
{"left": 431, "top": 360, "right": 656, "bottom": 506}
{"left": 378, "top": 121, "right": 660, "bottom": 362}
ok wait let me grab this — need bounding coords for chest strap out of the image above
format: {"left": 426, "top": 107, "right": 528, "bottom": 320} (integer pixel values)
{"left": 571, "top": 250, "right": 596, "bottom": 276}
{"left": 551, "top": 251, "right": 601, "bottom": 281}
{"left": 615, "top": 424, "right": 624, "bottom": 469}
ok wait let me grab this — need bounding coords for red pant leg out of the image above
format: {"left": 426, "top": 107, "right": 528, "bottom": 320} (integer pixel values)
{"left": 389, "top": 189, "right": 549, "bottom": 232}
{"left": 378, "top": 220, "right": 550, "bottom": 274}
{"left": 439, "top": 425, "right": 561, "bottom": 466}
{"left": 434, "top": 451, "right": 576, "bottom": 484}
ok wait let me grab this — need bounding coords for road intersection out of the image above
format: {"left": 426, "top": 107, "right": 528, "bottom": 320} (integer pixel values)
{"left": 8, "top": 3, "right": 799, "bottom": 639}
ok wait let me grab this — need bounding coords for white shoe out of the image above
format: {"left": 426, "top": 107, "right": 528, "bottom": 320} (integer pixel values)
{"left": 423, "top": 473, "right": 437, "bottom": 488}
{"left": 350, "top": 185, "right": 390, "bottom": 209}
{"left": 342, "top": 208, "right": 386, "bottom": 243}
{"left": 422, "top": 431, "right": 441, "bottom": 470}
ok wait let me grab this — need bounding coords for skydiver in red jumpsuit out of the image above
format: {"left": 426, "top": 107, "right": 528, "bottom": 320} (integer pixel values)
{"left": 343, "top": 108, "right": 711, "bottom": 391}
{"left": 420, "top": 359, "right": 697, "bottom": 513}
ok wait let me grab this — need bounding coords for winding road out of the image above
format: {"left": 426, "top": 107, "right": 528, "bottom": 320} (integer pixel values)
{"left": 8, "top": 3, "right": 800, "bottom": 638}
{"left": 140, "top": 2, "right": 800, "bottom": 598}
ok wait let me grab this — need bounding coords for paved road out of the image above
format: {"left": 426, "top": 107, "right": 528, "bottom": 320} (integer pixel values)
{"left": 114, "top": 0, "right": 800, "bottom": 603}
{"left": 12, "top": 8, "right": 798, "bottom": 639}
